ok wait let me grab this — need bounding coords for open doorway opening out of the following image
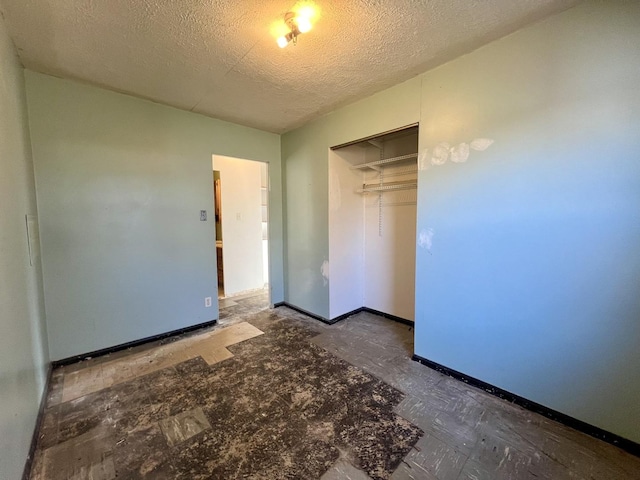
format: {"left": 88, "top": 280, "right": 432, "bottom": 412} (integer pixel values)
{"left": 212, "top": 155, "right": 269, "bottom": 309}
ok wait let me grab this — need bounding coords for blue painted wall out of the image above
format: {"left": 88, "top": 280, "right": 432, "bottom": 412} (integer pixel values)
{"left": 414, "top": 1, "right": 640, "bottom": 442}
{"left": 283, "top": 1, "right": 640, "bottom": 442}
{"left": 26, "top": 72, "right": 283, "bottom": 360}
{"left": 0, "top": 15, "right": 49, "bottom": 480}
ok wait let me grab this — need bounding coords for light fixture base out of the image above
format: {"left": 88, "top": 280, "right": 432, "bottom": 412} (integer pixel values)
{"left": 284, "top": 11, "right": 296, "bottom": 26}
{"left": 277, "top": 10, "right": 313, "bottom": 48}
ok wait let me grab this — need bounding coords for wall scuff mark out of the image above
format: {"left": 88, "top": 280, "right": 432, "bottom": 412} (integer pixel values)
{"left": 418, "top": 228, "right": 434, "bottom": 253}
{"left": 450, "top": 142, "right": 470, "bottom": 163}
{"left": 426, "top": 138, "right": 494, "bottom": 167}
{"left": 418, "top": 149, "right": 430, "bottom": 171}
{"left": 321, "top": 260, "right": 330, "bottom": 286}
{"left": 470, "top": 138, "right": 494, "bottom": 151}
{"left": 431, "top": 142, "right": 450, "bottom": 165}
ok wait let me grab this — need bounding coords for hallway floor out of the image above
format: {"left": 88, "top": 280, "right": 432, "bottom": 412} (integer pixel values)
{"left": 29, "top": 296, "right": 640, "bottom": 479}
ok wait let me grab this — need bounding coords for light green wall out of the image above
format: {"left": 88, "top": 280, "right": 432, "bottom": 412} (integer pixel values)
{"left": 26, "top": 72, "right": 282, "bottom": 360}
{"left": 414, "top": 0, "right": 640, "bottom": 444}
{"left": 0, "top": 17, "right": 49, "bottom": 480}
{"left": 11, "top": 0, "right": 639, "bottom": 458}
{"left": 281, "top": 77, "right": 421, "bottom": 318}
{"left": 281, "top": 1, "right": 640, "bottom": 443}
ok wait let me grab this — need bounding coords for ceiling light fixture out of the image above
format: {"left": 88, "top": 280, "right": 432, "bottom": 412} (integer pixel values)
{"left": 277, "top": 10, "right": 314, "bottom": 48}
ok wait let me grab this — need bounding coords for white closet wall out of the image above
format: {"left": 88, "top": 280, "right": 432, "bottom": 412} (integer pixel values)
{"left": 329, "top": 128, "right": 418, "bottom": 321}
{"left": 329, "top": 146, "right": 365, "bottom": 318}
{"left": 363, "top": 135, "right": 417, "bottom": 321}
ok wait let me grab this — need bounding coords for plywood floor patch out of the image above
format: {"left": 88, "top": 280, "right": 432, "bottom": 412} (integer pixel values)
{"left": 61, "top": 322, "right": 263, "bottom": 403}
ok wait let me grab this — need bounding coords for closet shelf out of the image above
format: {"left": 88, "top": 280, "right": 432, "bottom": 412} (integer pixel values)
{"left": 357, "top": 180, "right": 417, "bottom": 194}
{"left": 350, "top": 152, "right": 418, "bottom": 170}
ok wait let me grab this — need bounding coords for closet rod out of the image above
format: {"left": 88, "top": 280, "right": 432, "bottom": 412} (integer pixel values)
{"left": 380, "top": 201, "right": 417, "bottom": 207}
{"left": 357, "top": 180, "right": 417, "bottom": 193}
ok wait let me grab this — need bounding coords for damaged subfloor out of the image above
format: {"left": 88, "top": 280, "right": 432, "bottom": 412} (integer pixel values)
{"left": 30, "top": 291, "right": 640, "bottom": 479}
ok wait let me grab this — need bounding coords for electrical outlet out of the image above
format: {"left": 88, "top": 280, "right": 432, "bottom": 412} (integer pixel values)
{"left": 205, "top": 297, "right": 212, "bottom": 307}
{"left": 200, "top": 210, "right": 207, "bottom": 221}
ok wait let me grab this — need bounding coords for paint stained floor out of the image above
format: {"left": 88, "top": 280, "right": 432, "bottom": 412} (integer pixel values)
{"left": 30, "top": 292, "right": 640, "bottom": 479}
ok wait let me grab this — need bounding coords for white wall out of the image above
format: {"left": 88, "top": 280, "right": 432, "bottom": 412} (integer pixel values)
{"left": 363, "top": 135, "right": 417, "bottom": 320}
{"left": 0, "top": 16, "right": 49, "bottom": 479}
{"left": 328, "top": 146, "right": 365, "bottom": 318}
{"left": 213, "top": 155, "right": 265, "bottom": 296}
{"left": 262, "top": 240, "right": 269, "bottom": 286}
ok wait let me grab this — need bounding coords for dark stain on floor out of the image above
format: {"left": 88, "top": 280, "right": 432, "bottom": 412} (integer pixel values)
{"left": 32, "top": 312, "right": 422, "bottom": 479}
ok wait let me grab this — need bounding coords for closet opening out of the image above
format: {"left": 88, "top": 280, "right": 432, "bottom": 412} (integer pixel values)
{"left": 328, "top": 124, "right": 418, "bottom": 323}
{"left": 212, "top": 155, "right": 270, "bottom": 307}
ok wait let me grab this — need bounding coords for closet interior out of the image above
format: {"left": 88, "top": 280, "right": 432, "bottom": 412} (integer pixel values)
{"left": 329, "top": 125, "right": 418, "bottom": 322}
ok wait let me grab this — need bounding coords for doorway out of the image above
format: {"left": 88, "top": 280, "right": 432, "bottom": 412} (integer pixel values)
{"left": 212, "top": 155, "right": 269, "bottom": 304}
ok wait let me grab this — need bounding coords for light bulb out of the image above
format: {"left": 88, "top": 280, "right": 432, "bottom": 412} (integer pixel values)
{"left": 277, "top": 36, "right": 289, "bottom": 48}
{"left": 298, "top": 6, "right": 315, "bottom": 20}
{"left": 297, "top": 17, "right": 312, "bottom": 33}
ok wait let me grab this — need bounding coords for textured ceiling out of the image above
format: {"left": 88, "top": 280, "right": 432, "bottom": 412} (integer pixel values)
{"left": 0, "top": 0, "right": 580, "bottom": 133}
